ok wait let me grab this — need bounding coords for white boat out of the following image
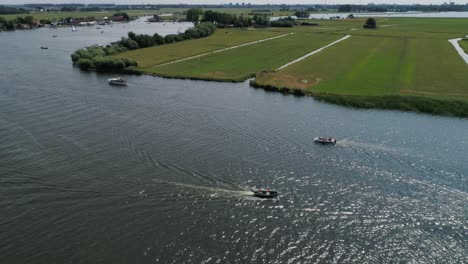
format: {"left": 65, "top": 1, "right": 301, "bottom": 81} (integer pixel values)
{"left": 72, "top": 25, "right": 77, "bottom": 32}
{"left": 314, "top": 137, "right": 337, "bottom": 145}
{"left": 108, "top": 77, "right": 127, "bottom": 86}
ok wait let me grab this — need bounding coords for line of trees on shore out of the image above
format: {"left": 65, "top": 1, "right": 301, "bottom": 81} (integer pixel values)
{"left": 119, "top": 21, "right": 216, "bottom": 50}
{"left": 0, "top": 6, "right": 29, "bottom": 14}
{"left": 0, "top": 12, "right": 130, "bottom": 31}
{"left": 188, "top": 9, "right": 304, "bottom": 28}
{"left": 71, "top": 22, "right": 216, "bottom": 71}
{"left": 0, "top": 15, "right": 51, "bottom": 31}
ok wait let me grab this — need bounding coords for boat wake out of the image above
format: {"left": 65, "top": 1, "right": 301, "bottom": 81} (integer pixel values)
{"left": 150, "top": 179, "right": 257, "bottom": 199}
{"left": 336, "top": 138, "right": 403, "bottom": 153}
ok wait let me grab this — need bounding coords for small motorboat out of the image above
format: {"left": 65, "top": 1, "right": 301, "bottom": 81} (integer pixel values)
{"left": 108, "top": 77, "right": 127, "bottom": 86}
{"left": 52, "top": 35, "right": 58, "bottom": 38}
{"left": 251, "top": 187, "right": 279, "bottom": 198}
{"left": 40, "top": 46, "right": 48, "bottom": 49}
{"left": 314, "top": 137, "right": 337, "bottom": 145}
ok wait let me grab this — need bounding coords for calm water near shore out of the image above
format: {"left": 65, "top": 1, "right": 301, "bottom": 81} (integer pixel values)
{"left": 0, "top": 19, "right": 467, "bottom": 263}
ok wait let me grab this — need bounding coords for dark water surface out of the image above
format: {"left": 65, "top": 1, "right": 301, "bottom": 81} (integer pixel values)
{"left": 1, "top": 20, "right": 467, "bottom": 264}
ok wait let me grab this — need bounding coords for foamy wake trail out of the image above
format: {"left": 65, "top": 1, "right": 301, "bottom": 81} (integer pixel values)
{"left": 337, "top": 138, "right": 402, "bottom": 153}
{"left": 151, "top": 179, "right": 256, "bottom": 199}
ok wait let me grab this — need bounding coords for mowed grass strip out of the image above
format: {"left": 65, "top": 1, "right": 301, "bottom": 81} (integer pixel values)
{"left": 459, "top": 39, "right": 468, "bottom": 54}
{"left": 406, "top": 37, "right": 468, "bottom": 99}
{"left": 146, "top": 32, "right": 342, "bottom": 81}
{"left": 255, "top": 35, "right": 404, "bottom": 95}
{"left": 114, "top": 29, "right": 284, "bottom": 68}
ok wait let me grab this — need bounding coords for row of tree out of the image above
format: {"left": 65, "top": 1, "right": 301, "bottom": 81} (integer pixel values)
{"left": 71, "top": 45, "right": 137, "bottom": 71}
{"left": 187, "top": 9, "right": 301, "bottom": 28}
{"left": 71, "top": 22, "right": 216, "bottom": 72}
{"left": 0, "top": 15, "right": 47, "bottom": 31}
{"left": 0, "top": 5, "right": 29, "bottom": 14}
{"left": 119, "top": 22, "right": 216, "bottom": 50}
{"left": 200, "top": 10, "right": 253, "bottom": 27}
{"left": 0, "top": 17, "right": 15, "bottom": 30}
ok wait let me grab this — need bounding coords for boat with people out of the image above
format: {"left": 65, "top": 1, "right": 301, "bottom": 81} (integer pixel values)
{"left": 251, "top": 187, "right": 279, "bottom": 198}
{"left": 108, "top": 77, "right": 127, "bottom": 86}
{"left": 40, "top": 46, "right": 48, "bottom": 49}
{"left": 314, "top": 137, "right": 337, "bottom": 145}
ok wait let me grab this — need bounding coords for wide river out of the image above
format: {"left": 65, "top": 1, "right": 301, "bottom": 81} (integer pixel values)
{"left": 0, "top": 19, "right": 467, "bottom": 263}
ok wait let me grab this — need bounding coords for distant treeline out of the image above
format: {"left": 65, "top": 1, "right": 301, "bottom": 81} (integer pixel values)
{"left": 0, "top": 5, "right": 29, "bottom": 14}
{"left": 337, "top": 4, "right": 468, "bottom": 12}
{"left": 71, "top": 22, "right": 216, "bottom": 72}
{"left": 6, "top": 3, "right": 468, "bottom": 11}
{"left": 0, "top": 15, "right": 50, "bottom": 31}
{"left": 198, "top": 10, "right": 301, "bottom": 28}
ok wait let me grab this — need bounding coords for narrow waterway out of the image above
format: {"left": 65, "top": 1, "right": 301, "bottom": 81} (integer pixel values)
{"left": 0, "top": 19, "right": 467, "bottom": 263}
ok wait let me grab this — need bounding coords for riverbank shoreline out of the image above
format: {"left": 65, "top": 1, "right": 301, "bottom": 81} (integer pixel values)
{"left": 250, "top": 79, "right": 468, "bottom": 118}
{"left": 126, "top": 67, "right": 468, "bottom": 118}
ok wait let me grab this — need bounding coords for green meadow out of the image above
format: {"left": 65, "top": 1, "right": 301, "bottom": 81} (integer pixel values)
{"left": 114, "top": 29, "right": 284, "bottom": 68}
{"left": 146, "top": 33, "right": 341, "bottom": 81}
{"left": 460, "top": 38, "right": 468, "bottom": 53}
{"left": 116, "top": 17, "right": 468, "bottom": 116}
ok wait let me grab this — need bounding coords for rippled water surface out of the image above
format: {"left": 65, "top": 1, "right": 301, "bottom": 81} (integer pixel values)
{"left": 0, "top": 19, "right": 467, "bottom": 263}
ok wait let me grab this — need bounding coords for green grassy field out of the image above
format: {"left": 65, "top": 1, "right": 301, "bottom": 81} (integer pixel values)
{"left": 114, "top": 29, "right": 285, "bottom": 68}
{"left": 254, "top": 18, "right": 468, "bottom": 100}
{"left": 147, "top": 33, "right": 341, "bottom": 81}
{"left": 459, "top": 38, "right": 468, "bottom": 54}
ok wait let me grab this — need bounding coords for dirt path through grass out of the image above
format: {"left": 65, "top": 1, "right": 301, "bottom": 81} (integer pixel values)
{"left": 276, "top": 35, "right": 351, "bottom": 71}
{"left": 152, "top": 32, "right": 294, "bottom": 68}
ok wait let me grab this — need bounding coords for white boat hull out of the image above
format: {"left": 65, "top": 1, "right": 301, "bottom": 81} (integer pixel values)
{"left": 108, "top": 78, "right": 127, "bottom": 86}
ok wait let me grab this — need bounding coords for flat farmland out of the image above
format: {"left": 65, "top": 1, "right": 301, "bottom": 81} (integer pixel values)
{"left": 114, "top": 28, "right": 285, "bottom": 68}
{"left": 146, "top": 32, "right": 342, "bottom": 81}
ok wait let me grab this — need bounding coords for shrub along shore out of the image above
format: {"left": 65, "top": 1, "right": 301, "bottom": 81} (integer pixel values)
{"left": 250, "top": 81, "right": 468, "bottom": 118}
{"left": 70, "top": 22, "right": 216, "bottom": 72}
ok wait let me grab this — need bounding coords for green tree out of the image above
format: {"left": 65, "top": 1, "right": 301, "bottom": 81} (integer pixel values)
{"left": 186, "top": 8, "right": 203, "bottom": 22}
{"left": 338, "top": 5, "right": 352, "bottom": 12}
{"left": 363, "top": 17, "right": 377, "bottom": 29}
{"left": 294, "top": 10, "right": 310, "bottom": 18}
{"left": 113, "top": 12, "right": 130, "bottom": 21}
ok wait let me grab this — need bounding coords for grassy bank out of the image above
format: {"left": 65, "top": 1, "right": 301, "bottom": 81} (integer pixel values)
{"left": 251, "top": 81, "right": 468, "bottom": 117}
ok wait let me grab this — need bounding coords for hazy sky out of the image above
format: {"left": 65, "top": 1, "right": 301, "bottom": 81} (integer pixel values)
{"left": 2, "top": 0, "right": 463, "bottom": 5}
